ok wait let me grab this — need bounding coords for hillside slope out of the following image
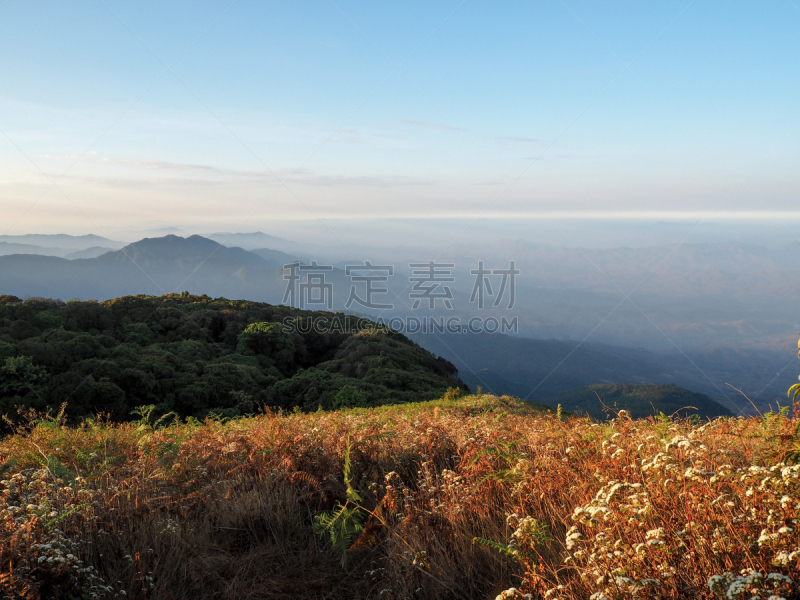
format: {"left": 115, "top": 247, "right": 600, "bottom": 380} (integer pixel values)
{"left": 414, "top": 333, "right": 685, "bottom": 399}
{"left": 413, "top": 332, "right": 775, "bottom": 413}
{"left": 544, "top": 383, "right": 734, "bottom": 419}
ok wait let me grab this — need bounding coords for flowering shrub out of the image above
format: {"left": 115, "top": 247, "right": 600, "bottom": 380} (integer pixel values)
{"left": 1, "top": 468, "right": 114, "bottom": 598}
{"left": 707, "top": 570, "right": 792, "bottom": 599}
{"left": 508, "top": 416, "right": 800, "bottom": 599}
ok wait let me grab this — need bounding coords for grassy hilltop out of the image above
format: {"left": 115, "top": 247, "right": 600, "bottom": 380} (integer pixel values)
{"left": 2, "top": 393, "right": 800, "bottom": 599}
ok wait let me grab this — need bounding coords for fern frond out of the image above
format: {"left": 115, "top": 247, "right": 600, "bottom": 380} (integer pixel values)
{"left": 314, "top": 502, "right": 364, "bottom": 568}
{"left": 343, "top": 435, "right": 363, "bottom": 503}
{"left": 472, "top": 536, "right": 520, "bottom": 559}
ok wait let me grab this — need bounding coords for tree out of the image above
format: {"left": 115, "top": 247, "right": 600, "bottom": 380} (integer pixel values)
{"left": 0, "top": 356, "right": 47, "bottom": 397}
{"left": 0, "top": 356, "right": 48, "bottom": 419}
{"left": 237, "top": 322, "right": 295, "bottom": 374}
{"left": 332, "top": 385, "right": 369, "bottom": 409}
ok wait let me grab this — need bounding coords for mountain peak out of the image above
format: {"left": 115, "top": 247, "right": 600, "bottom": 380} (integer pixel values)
{"left": 121, "top": 234, "right": 222, "bottom": 254}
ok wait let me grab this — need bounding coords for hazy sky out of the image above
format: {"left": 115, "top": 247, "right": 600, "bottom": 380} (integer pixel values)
{"left": 2, "top": 1, "right": 800, "bottom": 239}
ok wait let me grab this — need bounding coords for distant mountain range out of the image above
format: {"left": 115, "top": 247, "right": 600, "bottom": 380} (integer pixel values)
{"left": 0, "top": 241, "right": 117, "bottom": 260}
{"left": 0, "top": 234, "right": 119, "bottom": 253}
{"left": 446, "top": 239, "right": 800, "bottom": 295}
{"left": 64, "top": 247, "right": 114, "bottom": 260}
{"left": 206, "top": 231, "right": 294, "bottom": 251}
{"left": 0, "top": 235, "right": 347, "bottom": 305}
{"left": 0, "top": 235, "right": 279, "bottom": 301}
{"left": 0, "top": 242, "right": 65, "bottom": 257}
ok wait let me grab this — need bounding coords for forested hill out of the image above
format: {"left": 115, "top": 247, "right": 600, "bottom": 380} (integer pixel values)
{"left": 0, "top": 294, "right": 467, "bottom": 423}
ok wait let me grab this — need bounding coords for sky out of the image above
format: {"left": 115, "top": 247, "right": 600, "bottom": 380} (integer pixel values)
{"left": 1, "top": 0, "right": 800, "bottom": 243}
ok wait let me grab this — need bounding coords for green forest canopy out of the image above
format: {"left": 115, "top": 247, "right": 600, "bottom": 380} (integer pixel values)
{"left": 0, "top": 294, "right": 467, "bottom": 423}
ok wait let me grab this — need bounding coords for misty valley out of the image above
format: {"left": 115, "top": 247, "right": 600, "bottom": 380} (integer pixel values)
{"left": 0, "top": 231, "right": 795, "bottom": 416}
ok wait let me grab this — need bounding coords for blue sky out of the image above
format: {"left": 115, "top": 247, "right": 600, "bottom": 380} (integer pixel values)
{"left": 1, "top": 1, "right": 799, "bottom": 239}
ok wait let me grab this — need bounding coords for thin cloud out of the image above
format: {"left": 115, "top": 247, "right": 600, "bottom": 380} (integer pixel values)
{"left": 84, "top": 158, "right": 430, "bottom": 187}
{"left": 52, "top": 163, "right": 430, "bottom": 190}
{"left": 38, "top": 155, "right": 233, "bottom": 173}
{"left": 87, "top": 158, "right": 316, "bottom": 180}
{"left": 492, "top": 136, "right": 546, "bottom": 144}
{"left": 95, "top": 158, "right": 237, "bottom": 174}
{"left": 392, "top": 119, "right": 464, "bottom": 131}
{"left": 297, "top": 174, "right": 431, "bottom": 188}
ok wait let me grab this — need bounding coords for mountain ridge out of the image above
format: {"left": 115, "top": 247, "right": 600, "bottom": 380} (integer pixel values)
{"left": 0, "top": 234, "right": 119, "bottom": 250}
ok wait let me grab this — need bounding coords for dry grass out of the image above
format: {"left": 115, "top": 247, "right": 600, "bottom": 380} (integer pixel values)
{"left": 1, "top": 395, "right": 799, "bottom": 599}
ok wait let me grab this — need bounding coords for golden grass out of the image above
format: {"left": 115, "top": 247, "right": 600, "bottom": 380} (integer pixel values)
{"left": 1, "top": 395, "right": 798, "bottom": 599}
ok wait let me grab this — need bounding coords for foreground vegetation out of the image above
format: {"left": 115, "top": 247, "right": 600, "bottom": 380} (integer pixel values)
{"left": 2, "top": 392, "right": 800, "bottom": 599}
